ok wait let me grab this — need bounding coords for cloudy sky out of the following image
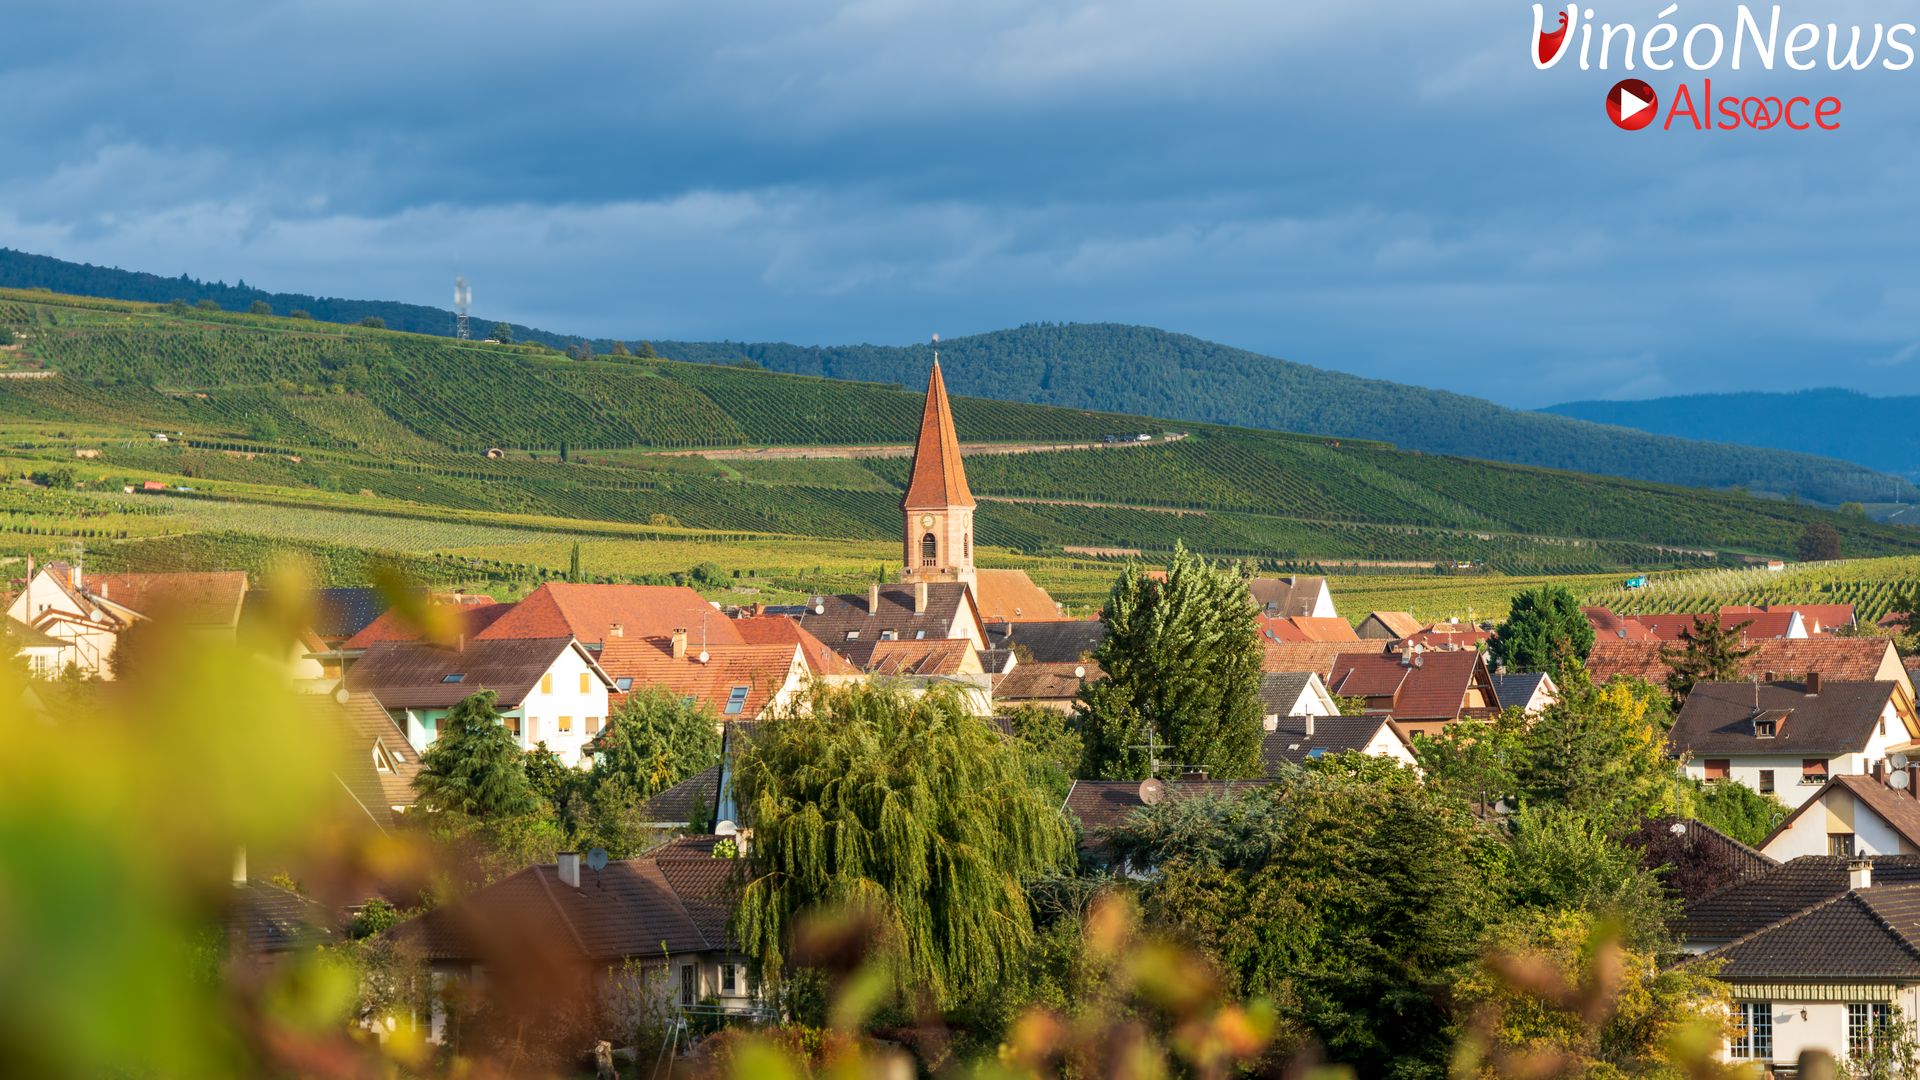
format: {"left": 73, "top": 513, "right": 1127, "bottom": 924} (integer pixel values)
{"left": 4, "top": 0, "right": 1918, "bottom": 407}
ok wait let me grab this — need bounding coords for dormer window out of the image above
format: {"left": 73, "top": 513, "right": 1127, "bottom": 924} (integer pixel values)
{"left": 1752, "top": 708, "right": 1790, "bottom": 739}
{"left": 880, "top": 630, "right": 897, "bottom": 641}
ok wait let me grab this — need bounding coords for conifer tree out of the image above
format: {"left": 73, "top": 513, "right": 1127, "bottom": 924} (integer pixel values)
{"left": 414, "top": 691, "right": 537, "bottom": 819}
{"left": 1079, "top": 544, "right": 1264, "bottom": 779}
{"left": 734, "top": 683, "right": 1070, "bottom": 1010}
{"left": 1659, "top": 615, "right": 1758, "bottom": 703}
{"left": 1490, "top": 584, "right": 1594, "bottom": 674}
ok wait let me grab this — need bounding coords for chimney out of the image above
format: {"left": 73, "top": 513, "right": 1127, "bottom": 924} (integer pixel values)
{"left": 914, "top": 581, "right": 928, "bottom": 614}
{"left": 868, "top": 582, "right": 880, "bottom": 615}
{"left": 1304, "top": 713, "right": 1316, "bottom": 737}
{"left": 671, "top": 628, "right": 688, "bottom": 660}
{"left": 557, "top": 852, "right": 581, "bottom": 889}
{"left": 1806, "top": 671, "right": 1822, "bottom": 695}
{"left": 1850, "top": 857, "right": 1873, "bottom": 891}
{"left": 609, "top": 623, "right": 623, "bottom": 639}
{"left": 232, "top": 847, "right": 248, "bottom": 885}
{"left": 69, "top": 562, "right": 82, "bottom": 590}
{"left": 1763, "top": 670, "right": 1777, "bottom": 683}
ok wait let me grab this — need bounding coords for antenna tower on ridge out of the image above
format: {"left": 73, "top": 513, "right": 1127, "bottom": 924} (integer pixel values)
{"left": 454, "top": 276, "right": 472, "bottom": 341}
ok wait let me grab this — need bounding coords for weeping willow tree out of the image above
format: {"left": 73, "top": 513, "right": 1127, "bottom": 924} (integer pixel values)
{"left": 733, "top": 682, "right": 1071, "bottom": 1010}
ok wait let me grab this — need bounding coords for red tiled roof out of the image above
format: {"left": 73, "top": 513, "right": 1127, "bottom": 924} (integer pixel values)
{"left": 476, "top": 583, "right": 740, "bottom": 648}
{"left": 340, "top": 596, "right": 510, "bottom": 651}
{"left": 1257, "top": 616, "right": 1358, "bottom": 644}
{"left": 84, "top": 570, "right": 248, "bottom": 628}
{"left": 1587, "top": 637, "right": 1905, "bottom": 687}
{"left": 597, "top": 637, "right": 801, "bottom": 719}
{"left": 344, "top": 637, "right": 599, "bottom": 709}
{"left": 973, "top": 569, "right": 1060, "bottom": 622}
{"left": 1260, "top": 640, "right": 1386, "bottom": 676}
{"left": 901, "top": 360, "right": 973, "bottom": 511}
{"left": 1327, "top": 650, "right": 1486, "bottom": 722}
{"left": 732, "top": 615, "right": 860, "bottom": 677}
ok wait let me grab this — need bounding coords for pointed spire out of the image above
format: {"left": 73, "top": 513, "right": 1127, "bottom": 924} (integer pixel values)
{"left": 902, "top": 345, "right": 973, "bottom": 510}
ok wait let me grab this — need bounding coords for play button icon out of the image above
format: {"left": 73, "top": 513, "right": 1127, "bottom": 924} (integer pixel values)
{"left": 1607, "top": 78, "right": 1658, "bottom": 130}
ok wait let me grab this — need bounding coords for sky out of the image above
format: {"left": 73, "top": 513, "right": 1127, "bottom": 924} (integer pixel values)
{"left": 4, "top": 0, "right": 1920, "bottom": 408}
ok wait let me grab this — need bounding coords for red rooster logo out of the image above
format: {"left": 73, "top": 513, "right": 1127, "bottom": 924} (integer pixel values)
{"left": 1538, "top": 10, "right": 1570, "bottom": 65}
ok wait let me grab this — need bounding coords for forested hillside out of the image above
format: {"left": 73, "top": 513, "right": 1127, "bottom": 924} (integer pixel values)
{"left": 1547, "top": 388, "right": 1920, "bottom": 482}
{"left": 2, "top": 248, "right": 1906, "bottom": 507}
{"left": 657, "top": 325, "right": 1913, "bottom": 505}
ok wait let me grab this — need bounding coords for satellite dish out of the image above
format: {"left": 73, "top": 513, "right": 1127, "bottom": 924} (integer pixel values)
{"left": 697, "top": 650, "right": 710, "bottom": 664}
{"left": 333, "top": 686, "right": 350, "bottom": 705}
{"left": 1895, "top": 772, "right": 1912, "bottom": 791}
{"left": 715, "top": 820, "right": 739, "bottom": 835}
{"left": 1073, "top": 665, "right": 1086, "bottom": 678}
{"left": 586, "top": 848, "right": 609, "bottom": 872}
{"left": 1895, "top": 753, "right": 1912, "bottom": 770}
{"left": 1669, "top": 822, "right": 1688, "bottom": 836}
{"left": 1138, "top": 778, "right": 1165, "bottom": 806}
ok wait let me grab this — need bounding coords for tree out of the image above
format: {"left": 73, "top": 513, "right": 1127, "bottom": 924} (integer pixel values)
{"left": 1502, "top": 804, "right": 1673, "bottom": 948}
{"left": 358, "top": 316, "right": 385, "bottom": 330}
{"left": 248, "top": 300, "right": 272, "bottom": 316}
{"left": 569, "top": 340, "right": 594, "bottom": 361}
{"left": 194, "top": 299, "right": 221, "bottom": 312}
{"left": 249, "top": 415, "right": 280, "bottom": 441}
{"left": 734, "top": 682, "right": 1071, "bottom": 1011}
{"left": 1799, "top": 521, "right": 1842, "bottom": 561}
{"left": 414, "top": 691, "right": 537, "bottom": 819}
{"left": 1513, "top": 672, "right": 1686, "bottom": 832}
{"left": 1659, "top": 615, "right": 1758, "bottom": 703}
{"left": 1489, "top": 584, "right": 1595, "bottom": 674}
{"left": 289, "top": 309, "right": 312, "bottom": 320}
{"left": 1079, "top": 545, "right": 1264, "bottom": 780}
{"left": 610, "top": 341, "right": 630, "bottom": 357}
{"left": 489, "top": 322, "right": 514, "bottom": 344}
{"left": 1004, "top": 704, "right": 1083, "bottom": 803}
{"left": 1686, "top": 775, "right": 1789, "bottom": 848}
{"left": 1415, "top": 713, "right": 1525, "bottom": 818}
{"left": 0, "top": 326, "right": 15, "bottom": 346}
{"left": 636, "top": 341, "right": 659, "bottom": 358}
{"left": 567, "top": 541, "right": 582, "bottom": 582}
{"left": 586, "top": 686, "right": 720, "bottom": 800}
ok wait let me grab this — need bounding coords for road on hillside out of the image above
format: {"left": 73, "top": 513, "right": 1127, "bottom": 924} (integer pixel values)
{"left": 657, "top": 431, "right": 1188, "bottom": 461}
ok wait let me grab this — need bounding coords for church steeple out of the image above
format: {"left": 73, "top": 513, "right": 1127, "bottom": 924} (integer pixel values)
{"left": 902, "top": 337, "right": 975, "bottom": 586}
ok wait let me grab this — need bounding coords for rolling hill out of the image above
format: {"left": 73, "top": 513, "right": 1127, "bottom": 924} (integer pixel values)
{"left": 0, "top": 247, "right": 1906, "bottom": 507}
{"left": 1546, "top": 389, "right": 1920, "bottom": 483}
{"left": 0, "top": 286, "right": 1914, "bottom": 602}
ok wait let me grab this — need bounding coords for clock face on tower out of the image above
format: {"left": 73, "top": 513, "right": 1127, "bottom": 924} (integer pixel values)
{"left": 920, "top": 514, "right": 935, "bottom": 527}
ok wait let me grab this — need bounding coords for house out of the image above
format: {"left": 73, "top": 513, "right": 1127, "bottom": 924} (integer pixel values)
{"left": 1256, "top": 615, "right": 1359, "bottom": 644}
{"left": 1488, "top": 671, "right": 1559, "bottom": 714}
{"left": 1248, "top": 575, "right": 1336, "bottom": 619}
{"left": 1691, "top": 862, "right": 1920, "bottom": 1069}
{"left": 636, "top": 764, "right": 723, "bottom": 831}
{"left": 1258, "top": 671, "right": 1340, "bottom": 729}
{"left": 597, "top": 632, "right": 810, "bottom": 723}
{"left": 1261, "top": 714, "right": 1416, "bottom": 772}
{"left": 988, "top": 618, "right": 1105, "bottom": 664}
{"left": 314, "top": 694, "right": 423, "bottom": 832}
{"left": 1393, "top": 621, "right": 1492, "bottom": 653}
{"left": 1763, "top": 773, "right": 1920, "bottom": 860}
{"left": 1670, "top": 678, "right": 1911, "bottom": 810}
{"left": 338, "top": 594, "right": 512, "bottom": 658}
{"left": 4, "top": 560, "right": 249, "bottom": 677}
{"left": 994, "top": 661, "right": 1100, "bottom": 714}
{"left": 1726, "top": 604, "right": 1857, "bottom": 636}
{"left": 390, "top": 835, "right": 756, "bottom": 1042}
{"left": 973, "top": 568, "right": 1063, "bottom": 622}
{"left": 1357, "top": 611, "right": 1424, "bottom": 641}
{"left": 1323, "top": 650, "right": 1499, "bottom": 738}
{"left": 791, "top": 581, "right": 990, "bottom": 658}
{"left": 1629, "top": 610, "right": 1807, "bottom": 642}
{"left": 344, "top": 636, "right": 616, "bottom": 767}
{"left": 730, "top": 615, "right": 862, "bottom": 682}
{"left": 475, "top": 582, "right": 742, "bottom": 651}
{"left": 1583, "top": 606, "right": 1658, "bottom": 642}
{"left": 1587, "top": 637, "right": 1917, "bottom": 714}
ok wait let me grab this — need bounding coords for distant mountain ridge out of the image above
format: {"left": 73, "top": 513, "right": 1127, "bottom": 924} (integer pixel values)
{"left": 1545, "top": 389, "right": 1920, "bottom": 483}
{"left": 0, "top": 246, "right": 1910, "bottom": 506}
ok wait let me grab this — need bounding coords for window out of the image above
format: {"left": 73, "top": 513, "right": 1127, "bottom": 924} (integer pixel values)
{"left": 680, "top": 964, "right": 696, "bottom": 1007}
{"left": 504, "top": 715, "right": 522, "bottom": 737}
{"left": 964, "top": 531, "right": 970, "bottom": 557}
{"left": 1703, "top": 759, "right": 1730, "bottom": 781}
{"left": 721, "top": 963, "right": 739, "bottom": 995}
{"left": 558, "top": 715, "right": 573, "bottom": 733}
{"left": 1753, "top": 718, "right": 1777, "bottom": 738}
{"left": 1759, "top": 770, "right": 1775, "bottom": 794}
{"left": 1306, "top": 748, "right": 1327, "bottom": 760}
{"left": 880, "top": 630, "right": 897, "bottom": 641}
{"left": 725, "top": 686, "right": 750, "bottom": 716}
{"left": 586, "top": 716, "right": 602, "bottom": 734}
{"left": 441, "top": 673, "right": 466, "bottom": 684}
{"left": 1831, "top": 832, "right": 1857, "bottom": 856}
{"left": 580, "top": 672, "right": 591, "bottom": 693}
{"left": 921, "top": 532, "right": 937, "bottom": 566}
{"left": 844, "top": 631, "right": 860, "bottom": 641}
{"left": 541, "top": 673, "right": 553, "bottom": 694}
{"left": 615, "top": 677, "right": 634, "bottom": 692}
{"left": 1730, "top": 1002, "right": 1772, "bottom": 1060}
{"left": 1804, "top": 758, "right": 1830, "bottom": 784}
{"left": 914, "top": 629, "right": 927, "bottom": 640}
{"left": 1851, "top": 1002, "right": 1894, "bottom": 1058}
{"left": 1883, "top": 715, "right": 1890, "bottom": 737}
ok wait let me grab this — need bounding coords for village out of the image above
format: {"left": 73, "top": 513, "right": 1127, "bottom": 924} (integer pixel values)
{"left": 9, "top": 360, "right": 1920, "bottom": 1077}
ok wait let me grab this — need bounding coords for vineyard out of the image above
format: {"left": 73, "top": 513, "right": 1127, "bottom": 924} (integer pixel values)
{"left": 1584, "top": 558, "right": 1920, "bottom": 623}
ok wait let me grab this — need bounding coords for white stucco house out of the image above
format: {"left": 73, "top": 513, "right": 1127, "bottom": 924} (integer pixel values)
{"left": 1671, "top": 678, "right": 1914, "bottom": 811}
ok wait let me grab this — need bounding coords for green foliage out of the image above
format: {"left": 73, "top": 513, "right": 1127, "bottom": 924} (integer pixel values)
{"left": 1800, "top": 520, "right": 1843, "bottom": 561}
{"left": 1489, "top": 583, "right": 1595, "bottom": 674}
{"left": 194, "top": 299, "right": 220, "bottom": 312}
{"left": 1004, "top": 704, "right": 1082, "bottom": 802}
{"left": 1660, "top": 615, "right": 1760, "bottom": 702}
{"left": 0, "top": 325, "right": 15, "bottom": 345}
{"left": 733, "top": 682, "right": 1072, "bottom": 1011}
{"left": 1122, "top": 775, "right": 1494, "bottom": 1074}
{"left": 357, "top": 316, "right": 385, "bottom": 330}
{"left": 1079, "top": 545, "right": 1264, "bottom": 780}
{"left": 1686, "top": 776, "right": 1791, "bottom": 848}
{"left": 1840, "top": 1003, "right": 1920, "bottom": 1079}
{"left": 1512, "top": 673, "right": 1684, "bottom": 833}
{"left": 589, "top": 686, "right": 720, "bottom": 799}
{"left": 346, "top": 898, "right": 402, "bottom": 940}
{"left": 28, "top": 466, "right": 76, "bottom": 490}
{"left": 414, "top": 691, "right": 537, "bottom": 819}
{"left": 248, "top": 300, "right": 272, "bottom": 316}
{"left": 1502, "top": 804, "right": 1673, "bottom": 948}
{"left": 489, "top": 322, "right": 513, "bottom": 344}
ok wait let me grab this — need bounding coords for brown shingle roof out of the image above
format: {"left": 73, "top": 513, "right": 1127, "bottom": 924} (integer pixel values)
{"left": 1587, "top": 636, "right": 1904, "bottom": 687}
{"left": 84, "top": 569, "right": 248, "bottom": 628}
{"left": 902, "top": 359, "right": 973, "bottom": 510}
{"left": 1261, "top": 716, "right": 1403, "bottom": 771}
{"left": 1669, "top": 680, "right": 1895, "bottom": 757}
{"left": 225, "top": 881, "right": 336, "bottom": 954}
{"left": 1326, "top": 651, "right": 1487, "bottom": 722}
{"left": 1248, "top": 576, "right": 1328, "bottom": 618}
{"left": 989, "top": 618, "right": 1105, "bottom": 663}
{"left": 793, "top": 583, "right": 977, "bottom": 650}
{"left": 1679, "top": 855, "right": 1920, "bottom": 943}
{"left": 1362, "top": 611, "right": 1425, "bottom": 639}
{"left": 340, "top": 597, "right": 512, "bottom": 651}
{"left": 476, "top": 583, "right": 741, "bottom": 648}
{"left": 1261, "top": 640, "right": 1386, "bottom": 676}
{"left": 859, "top": 638, "right": 974, "bottom": 676}
{"left": 1701, "top": 884, "right": 1920, "bottom": 981}
{"left": 303, "top": 694, "right": 421, "bottom": 831}
{"left": 345, "top": 637, "right": 597, "bottom": 710}
{"left": 638, "top": 765, "right": 721, "bottom": 825}
{"left": 1764, "top": 775, "right": 1920, "bottom": 854}
{"left": 995, "top": 661, "right": 1099, "bottom": 702}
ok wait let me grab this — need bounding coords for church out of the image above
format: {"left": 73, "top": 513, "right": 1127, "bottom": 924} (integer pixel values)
{"left": 789, "top": 355, "right": 1070, "bottom": 685}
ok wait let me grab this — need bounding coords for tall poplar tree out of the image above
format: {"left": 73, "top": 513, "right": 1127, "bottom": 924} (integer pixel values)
{"left": 733, "top": 683, "right": 1070, "bottom": 1010}
{"left": 1079, "top": 543, "right": 1264, "bottom": 779}
{"left": 414, "top": 690, "right": 537, "bottom": 819}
